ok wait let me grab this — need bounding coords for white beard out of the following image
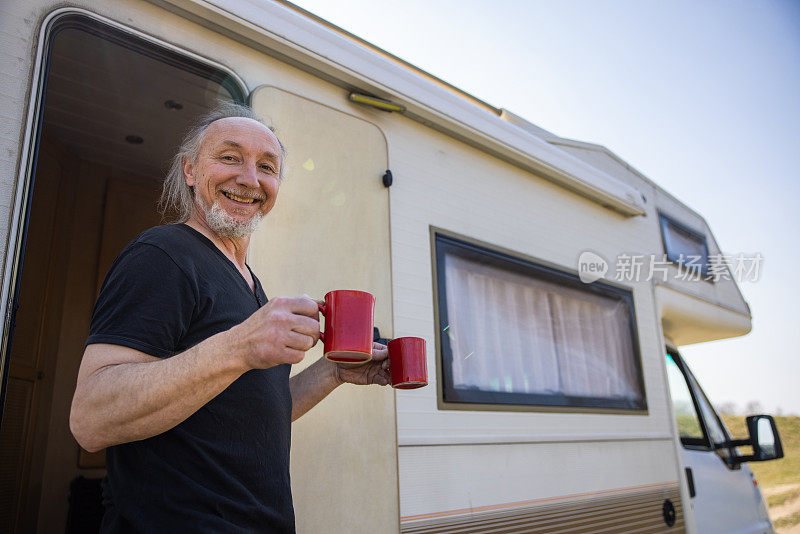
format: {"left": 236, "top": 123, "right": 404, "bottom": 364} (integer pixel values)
{"left": 198, "top": 196, "right": 263, "bottom": 239}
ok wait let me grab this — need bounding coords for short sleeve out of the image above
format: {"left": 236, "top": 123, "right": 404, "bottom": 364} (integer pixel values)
{"left": 86, "top": 242, "right": 197, "bottom": 358}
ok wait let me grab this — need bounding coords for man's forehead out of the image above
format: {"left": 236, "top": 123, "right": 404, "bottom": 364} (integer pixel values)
{"left": 202, "top": 117, "right": 280, "bottom": 151}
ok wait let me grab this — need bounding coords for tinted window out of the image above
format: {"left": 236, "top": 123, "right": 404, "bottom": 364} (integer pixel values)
{"left": 659, "top": 214, "right": 710, "bottom": 276}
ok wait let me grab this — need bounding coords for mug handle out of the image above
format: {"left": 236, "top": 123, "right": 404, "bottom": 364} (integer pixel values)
{"left": 318, "top": 302, "right": 326, "bottom": 343}
{"left": 384, "top": 341, "right": 392, "bottom": 385}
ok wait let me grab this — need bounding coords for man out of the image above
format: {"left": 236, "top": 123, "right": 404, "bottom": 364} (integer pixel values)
{"left": 69, "top": 102, "right": 389, "bottom": 533}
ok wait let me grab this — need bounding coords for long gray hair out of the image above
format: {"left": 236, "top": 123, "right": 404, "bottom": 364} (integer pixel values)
{"left": 158, "top": 101, "right": 286, "bottom": 223}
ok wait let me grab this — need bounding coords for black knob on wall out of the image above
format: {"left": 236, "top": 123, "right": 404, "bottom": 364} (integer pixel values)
{"left": 662, "top": 499, "right": 676, "bottom": 527}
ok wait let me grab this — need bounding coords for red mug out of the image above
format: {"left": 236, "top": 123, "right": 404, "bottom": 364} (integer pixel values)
{"left": 318, "top": 290, "right": 375, "bottom": 363}
{"left": 387, "top": 337, "right": 428, "bottom": 389}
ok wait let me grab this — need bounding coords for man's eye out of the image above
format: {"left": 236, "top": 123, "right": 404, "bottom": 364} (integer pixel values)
{"left": 221, "top": 155, "right": 237, "bottom": 162}
{"left": 260, "top": 165, "right": 275, "bottom": 172}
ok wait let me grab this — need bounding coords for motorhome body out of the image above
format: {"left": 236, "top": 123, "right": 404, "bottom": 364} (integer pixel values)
{"left": 0, "top": 1, "right": 781, "bottom": 532}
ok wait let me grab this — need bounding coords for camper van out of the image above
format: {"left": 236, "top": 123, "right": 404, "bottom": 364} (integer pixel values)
{"left": 0, "top": 1, "right": 784, "bottom": 532}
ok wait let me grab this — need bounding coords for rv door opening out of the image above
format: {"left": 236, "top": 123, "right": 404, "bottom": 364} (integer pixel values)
{"left": 0, "top": 11, "right": 245, "bottom": 533}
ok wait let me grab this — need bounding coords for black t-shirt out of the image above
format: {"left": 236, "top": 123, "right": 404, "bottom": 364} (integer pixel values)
{"left": 86, "top": 223, "right": 294, "bottom": 533}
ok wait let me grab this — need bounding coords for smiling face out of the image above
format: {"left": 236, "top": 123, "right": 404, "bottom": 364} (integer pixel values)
{"left": 183, "top": 117, "right": 283, "bottom": 240}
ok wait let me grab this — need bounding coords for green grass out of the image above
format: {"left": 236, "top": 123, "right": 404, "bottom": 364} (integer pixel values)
{"left": 768, "top": 490, "right": 798, "bottom": 508}
{"left": 775, "top": 511, "right": 800, "bottom": 530}
{"left": 676, "top": 414, "right": 703, "bottom": 439}
{"left": 722, "top": 415, "right": 800, "bottom": 531}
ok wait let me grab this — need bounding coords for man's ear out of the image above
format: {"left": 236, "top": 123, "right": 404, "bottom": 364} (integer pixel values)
{"left": 183, "top": 157, "right": 195, "bottom": 187}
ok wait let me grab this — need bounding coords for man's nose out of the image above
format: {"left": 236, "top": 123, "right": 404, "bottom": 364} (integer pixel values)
{"left": 236, "top": 161, "right": 260, "bottom": 188}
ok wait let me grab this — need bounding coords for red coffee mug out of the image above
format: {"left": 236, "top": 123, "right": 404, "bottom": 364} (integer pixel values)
{"left": 387, "top": 337, "right": 428, "bottom": 389}
{"left": 318, "top": 290, "right": 375, "bottom": 363}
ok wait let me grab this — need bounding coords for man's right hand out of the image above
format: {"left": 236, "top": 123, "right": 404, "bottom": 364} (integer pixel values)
{"left": 231, "top": 296, "right": 321, "bottom": 370}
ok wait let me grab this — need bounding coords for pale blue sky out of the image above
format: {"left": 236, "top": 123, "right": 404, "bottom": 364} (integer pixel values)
{"left": 291, "top": 0, "right": 800, "bottom": 414}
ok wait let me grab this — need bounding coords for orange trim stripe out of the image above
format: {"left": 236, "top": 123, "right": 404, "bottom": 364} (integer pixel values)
{"left": 400, "top": 481, "right": 679, "bottom": 522}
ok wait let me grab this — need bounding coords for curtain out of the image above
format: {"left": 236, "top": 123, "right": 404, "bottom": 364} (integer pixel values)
{"left": 444, "top": 253, "right": 641, "bottom": 402}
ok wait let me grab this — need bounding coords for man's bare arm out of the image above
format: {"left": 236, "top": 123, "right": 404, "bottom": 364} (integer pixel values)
{"left": 70, "top": 337, "right": 245, "bottom": 452}
{"left": 289, "top": 357, "right": 341, "bottom": 421}
{"left": 289, "top": 343, "right": 390, "bottom": 422}
{"left": 70, "top": 296, "right": 320, "bottom": 452}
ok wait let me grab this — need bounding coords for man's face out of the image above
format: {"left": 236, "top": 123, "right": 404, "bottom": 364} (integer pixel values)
{"left": 183, "top": 117, "right": 282, "bottom": 239}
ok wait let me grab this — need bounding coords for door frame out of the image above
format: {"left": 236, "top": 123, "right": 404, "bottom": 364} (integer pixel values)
{"left": 0, "top": 6, "right": 249, "bottom": 428}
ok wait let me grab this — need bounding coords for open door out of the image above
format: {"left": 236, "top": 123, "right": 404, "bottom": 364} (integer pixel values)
{"left": 248, "top": 86, "right": 397, "bottom": 533}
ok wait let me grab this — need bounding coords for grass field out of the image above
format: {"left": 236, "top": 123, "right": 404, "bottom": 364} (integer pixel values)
{"left": 722, "top": 415, "right": 800, "bottom": 532}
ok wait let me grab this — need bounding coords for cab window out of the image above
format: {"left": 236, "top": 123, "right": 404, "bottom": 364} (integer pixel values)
{"left": 666, "top": 351, "right": 736, "bottom": 464}
{"left": 666, "top": 353, "right": 706, "bottom": 445}
{"left": 685, "top": 365, "right": 728, "bottom": 445}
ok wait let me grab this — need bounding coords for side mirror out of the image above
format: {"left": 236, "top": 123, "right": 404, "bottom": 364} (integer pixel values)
{"left": 729, "top": 415, "right": 784, "bottom": 464}
{"left": 748, "top": 415, "right": 783, "bottom": 461}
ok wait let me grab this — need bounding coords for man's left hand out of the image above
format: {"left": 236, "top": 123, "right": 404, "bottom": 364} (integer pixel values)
{"left": 334, "top": 342, "right": 390, "bottom": 386}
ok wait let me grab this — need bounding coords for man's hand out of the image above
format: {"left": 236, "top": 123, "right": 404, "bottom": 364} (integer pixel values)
{"left": 231, "top": 296, "right": 321, "bottom": 370}
{"left": 333, "top": 342, "right": 390, "bottom": 386}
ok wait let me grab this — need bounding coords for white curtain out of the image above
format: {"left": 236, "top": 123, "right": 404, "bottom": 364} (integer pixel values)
{"left": 444, "top": 253, "right": 641, "bottom": 402}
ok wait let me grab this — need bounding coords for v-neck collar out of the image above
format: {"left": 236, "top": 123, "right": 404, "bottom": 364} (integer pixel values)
{"left": 177, "top": 223, "right": 263, "bottom": 303}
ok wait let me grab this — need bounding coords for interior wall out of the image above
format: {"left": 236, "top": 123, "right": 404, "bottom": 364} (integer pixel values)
{"left": 0, "top": 133, "right": 77, "bottom": 533}
{"left": 35, "top": 154, "right": 107, "bottom": 534}
{"left": 39, "top": 158, "right": 161, "bottom": 534}
{"left": 0, "top": 131, "right": 162, "bottom": 533}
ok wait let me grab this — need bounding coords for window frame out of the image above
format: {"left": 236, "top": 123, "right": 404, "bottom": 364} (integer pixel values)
{"left": 658, "top": 212, "right": 711, "bottom": 277}
{"left": 47, "top": 13, "right": 247, "bottom": 103}
{"left": 432, "top": 229, "right": 647, "bottom": 413}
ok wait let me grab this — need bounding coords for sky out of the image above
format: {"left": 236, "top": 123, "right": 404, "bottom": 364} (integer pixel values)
{"left": 289, "top": 0, "right": 800, "bottom": 415}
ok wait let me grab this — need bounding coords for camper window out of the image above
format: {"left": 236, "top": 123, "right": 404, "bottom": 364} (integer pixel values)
{"left": 434, "top": 233, "right": 646, "bottom": 411}
{"left": 658, "top": 213, "right": 710, "bottom": 276}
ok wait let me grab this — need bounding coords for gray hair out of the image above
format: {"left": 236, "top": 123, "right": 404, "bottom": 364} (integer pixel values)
{"left": 159, "top": 101, "right": 286, "bottom": 223}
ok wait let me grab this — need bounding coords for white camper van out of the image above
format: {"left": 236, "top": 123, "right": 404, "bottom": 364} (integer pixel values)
{"left": 0, "top": 1, "right": 784, "bottom": 533}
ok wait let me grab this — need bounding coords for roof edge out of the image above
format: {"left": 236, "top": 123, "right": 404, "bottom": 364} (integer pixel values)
{"left": 147, "top": 0, "right": 646, "bottom": 216}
